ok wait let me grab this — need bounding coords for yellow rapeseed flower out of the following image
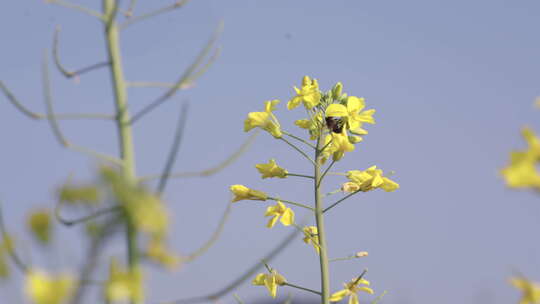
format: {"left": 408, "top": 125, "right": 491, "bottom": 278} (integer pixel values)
{"left": 252, "top": 269, "right": 287, "bottom": 298}
{"left": 510, "top": 277, "right": 540, "bottom": 304}
{"left": 255, "top": 159, "right": 288, "bottom": 179}
{"left": 27, "top": 209, "right": 52, "bottom": 245}
{"left": 230, "top": 185, "right": 268, "bottom": 202}
{"left": 322, "top": 131, "right": 355, "bottom": 162}
{"left": 264, "top": 201, "right": 294, "bottom": 228}
{"left": 330, "top": 277, "right": 374, "bottom": 304}
{"left": 302, "top": 226, "right": 320, "bottom": 254}
{"left": 345, "top": 96, "right": 375, "bottom": 134}
{"left": 295, "top": 112, "right": 324, "bottom": 140}
{"left": 346, "top": 166, "right": 399, "bottom": 192}
{"left": 25, "top": 270, "right": 74, "bottom": 304}
{"left": 287, "top": 76, "right": 321, "bottom": 110}
{"left": 244, "top": 100, "right": 282, "bottom": 138}
{"left": 104, "top": 259, "right": 144, "bottom": 304}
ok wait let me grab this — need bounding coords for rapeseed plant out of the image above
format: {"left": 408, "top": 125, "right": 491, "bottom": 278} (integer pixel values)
{"left": 232, "top": 76, "right": 399, "bottom": 303}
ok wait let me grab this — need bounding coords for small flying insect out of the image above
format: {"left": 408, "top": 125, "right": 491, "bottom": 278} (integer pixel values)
{"left": 325, "top": 116, "right": 345, "bottom": 133}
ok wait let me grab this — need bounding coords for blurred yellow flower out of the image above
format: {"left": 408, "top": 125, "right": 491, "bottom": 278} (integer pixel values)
{"left": 501, "top": 128, "right": 540, "bottom": 190}
{"left": 244, "top": 100, "right": 282, "bottom": 138}
{"left": 256, "top": 159, "right": 288, "bottom": 179}
{"left": 145, "top": 237, "right": 182, "bottom": 270}
{"left": 330, "top": 277, "right": 374, "bottom": 304}
{"left": 252, "top": 269, "right": 287, "bottom": 298}
{"left": 27, "top": 209, "right": 52, "bottom": 244}
{"left": 25, "top": 270, "right": 74, "bottom": 304}
{"left": 58, "top": 184, "right": 101, "bottom": 205}
{"left": 346, "top": 166, "right": 399, "bottom": 192}
{"left": 288, "top": 76, "right": 321, "bottom": 110}
{"left": 264, "top": 201, "right": 294, "bottom": 228}
{"left": 100, "top": 166, "right": 169, "bottom": 237}
{"left": 302, "top": 226, "right": 320, "bottom": 254}
{"left": 510, "top": 277, "right": 540, "bottom": 304}
{"left": 230, "top": 185, "right": 268, "bottom": 202}
{"left": 104, "top": 259, "right": 143, "bottom": 304}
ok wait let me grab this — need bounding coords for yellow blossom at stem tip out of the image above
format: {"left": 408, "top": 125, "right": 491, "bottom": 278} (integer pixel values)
{"left": 265, "top": 201, "right": 294, "bottom": 228}
{"left": 255, "top": 159, "right": 288, "bottom": 179}
{"left": 252, "top": 269, "right": 287, "bottom": 298}
{"left": 230, "top": 185, "right": 268, "bottom": 202}
{"left": 330, "top": 277, "right": 374, "bottom": 304}
{"left": 501, "top": 128, "right": 540, "bottom": 190}
{"left": 323, "top": 131, "right": 355, "bottom": 162}
{"left": 287, "top": 76, "right": 321, "bottom": 110}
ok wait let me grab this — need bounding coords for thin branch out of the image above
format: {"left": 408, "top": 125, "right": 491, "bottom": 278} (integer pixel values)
{"left": 120, "top": 0, "right": 191, "bottom": 29}
{"left": 1, "top": 81, "right": 114, "bottom": 120}
{"left": 286, "top": 173, "right": 314, "bottom": 179}
{"left": 323, "top": 190, "right": 362, "bottom": 214}
{"left": 157, "top": 103, "right": 189, "bottom": 195}
{"left": 41, "top": 50, "right": 123, "bottom": 166}
{"left": 282, "top": 130, "right": 316, "bottom": 150}
{"left": 371, "top": 291, "right": 388, "bottom": 304}
{"left": 279, "top": 137, "right": 316, "bottom": 166}
{"left": 54, "top": 200, "right": 120, "bottom": 227}
{"left": 53, "top": 26, "right": 110, "bottom": 79}
{"left": 160, "top": 225, "right": 302, "bottom": 304}
{"left": 317, "top": 159, "right": 336, "bottom": 188}
{"left": 126, "top": 82, "right": 193, "bottom": 89}
{"left": 0, "top": 203, "right": 29, "bottom": 273}
{"left": 129, "top": 21, "right": 223, "bottom": 125}
{"left": 282, "top": 282, "right": 321, "bottom": 296}
{"left": 182, "top": 201, "right": 233, "bottom": 263}
{"left": 45, "top": 0, "right": 105, "bottom": 20}
{"left": 267, "top": 197, "right": 314, "bottom": 212}
{"left": 139, "top": 131, "right": 258, "bottom": 182}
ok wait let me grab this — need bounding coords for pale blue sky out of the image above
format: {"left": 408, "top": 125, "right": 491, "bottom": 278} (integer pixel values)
{"left": 2, "top": 1, "right": 540, "bottom": 303}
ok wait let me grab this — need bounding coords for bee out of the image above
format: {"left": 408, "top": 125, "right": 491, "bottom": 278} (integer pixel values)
{"left": 325, "top": 116, "right": 345, "bottom": 133}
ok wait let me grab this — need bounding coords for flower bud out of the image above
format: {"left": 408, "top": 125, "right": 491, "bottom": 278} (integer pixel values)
{"left": 332, "top": 82, "right": 343, "bottom": 100}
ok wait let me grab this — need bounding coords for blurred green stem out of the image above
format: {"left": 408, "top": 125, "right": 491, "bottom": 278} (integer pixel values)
{"left": 103, "top": 0, "right": 138, "bottom": 284}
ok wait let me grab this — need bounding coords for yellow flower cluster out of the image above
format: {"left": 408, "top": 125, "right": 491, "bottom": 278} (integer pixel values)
{"left": 501, "top": 128, "right": 540, "bottom": 190}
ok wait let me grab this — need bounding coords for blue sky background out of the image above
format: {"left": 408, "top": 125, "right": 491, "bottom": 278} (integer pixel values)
{"left": 2, "top": 1, "right": 540, "bottom": 303}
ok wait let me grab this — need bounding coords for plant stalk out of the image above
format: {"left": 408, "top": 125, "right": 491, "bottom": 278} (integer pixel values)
{"left": 314, "top": 135, "right": 330, "bottom": 304}
{"left": 103, "top": 0, "right": 138, "bottom": 273}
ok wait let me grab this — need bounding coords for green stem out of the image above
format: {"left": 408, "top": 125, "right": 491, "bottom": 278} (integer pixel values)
{"left": 267, "top": 197, "right": 314, "bottom": 212}
{"left": 103, "top": 0, "right": 138, "bottom": 278}
{"left": 314, "top": 135, "right": 330, "bottom": 304}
